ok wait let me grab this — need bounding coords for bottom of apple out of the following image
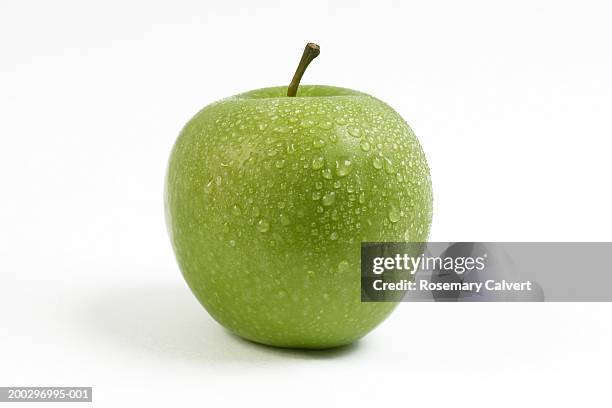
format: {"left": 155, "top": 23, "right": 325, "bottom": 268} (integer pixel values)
{"left": 228, "top": 330, "right": 363, "bottom": 350}
{"left": 198, "top": 302, "right": 400, "bottom": 350}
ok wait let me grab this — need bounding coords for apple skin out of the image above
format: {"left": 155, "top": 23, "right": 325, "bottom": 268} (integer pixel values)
{"left": 165, "top": 85, "right": 432, "bottom": 349}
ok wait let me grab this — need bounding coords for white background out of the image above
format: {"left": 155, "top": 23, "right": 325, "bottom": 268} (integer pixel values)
{"left": 1, "top": 0, "right": 611, "bottom": 406}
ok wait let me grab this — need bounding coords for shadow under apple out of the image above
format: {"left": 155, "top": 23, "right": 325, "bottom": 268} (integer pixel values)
{"left": 83, "top": 284, "right": 361, "bottom": 364}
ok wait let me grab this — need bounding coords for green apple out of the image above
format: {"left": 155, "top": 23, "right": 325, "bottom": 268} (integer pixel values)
{"left": 165, "top": 44, "right": 432, "bottom": 349}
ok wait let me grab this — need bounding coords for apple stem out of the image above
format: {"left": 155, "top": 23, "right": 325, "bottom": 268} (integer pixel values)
{"left": 287, "top": 43, "right": 320, "bottom": 97}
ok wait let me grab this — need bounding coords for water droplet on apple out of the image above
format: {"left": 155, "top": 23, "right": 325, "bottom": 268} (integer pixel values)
{"left": 338, "top": 260, "right": 350, "bottom": 273}
{"left": 383, "top": 157, "right": 395, "bottom": 174}
{"left": 204, "top": 179, "right": 214, "bottom": 193}
{"left": 313, "top": 138, "right": 326, "bottom": 149}
{"left": 286, "top": 142, "right": 296, "bottom": 154}
{"left": 231, "top": 204, "right": 242, "bottom": 216}
{"left": 335, "top": 158, "right": 352, "bottom": 177}
{"left": 256, "top": 219, "right": 270, "bottom": 233}
{"left": 360, "top": 140, "right": 371, "bottom": 151}
{"left": 312, "top": 156, "right": 324, "bottom": 170}
{"left": 319, "top": 121, "right": 333, "bottom": 130}
{"left": 322, "top": 168, "right": 333, "bottom": 179}
{"left": 372, "top": 157, "right": 383, "bottom": 170}
{"left": 321, "top": 191, "right": 336, "bottom": 206}
{"left": 228, "top": 240, "right": 236, "bottom": 247}
{"left": 330, "top": 232, "right": 339, "bottom": 240}
{"left": 348, "top": 126, "right": 361, "bottom": 138}
{"left": 312, "top": 191, "right": 322, "bottom": 201}
{"left": 388, "top": 205, "right": 401, "bottom": 223}
{"left": 301, "top": 118, "right": 316, "bottom": 128}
